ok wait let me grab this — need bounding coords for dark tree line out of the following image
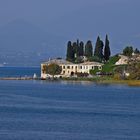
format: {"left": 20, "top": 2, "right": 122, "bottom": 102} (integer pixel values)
{"left": 122, "top": 46, "right": 140, "bottom": 57}
{"left": 123, "top": 46, "right": 133, "bottom": 57}
{"left": 66, "top": 35, "right": 111, "bottom": 63}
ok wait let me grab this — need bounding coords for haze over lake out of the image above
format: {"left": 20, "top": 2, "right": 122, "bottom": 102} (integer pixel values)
{"left": 0, "top": 0, "right": 140, "bottom": 66}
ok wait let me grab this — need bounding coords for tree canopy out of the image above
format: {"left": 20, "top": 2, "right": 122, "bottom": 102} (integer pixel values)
{"left": 94, "top": 36, "right": 104, "bottom": 61}
{"left": 104, "top": 35, "right": 111, "bottom": 61}
{"left": 46, "top": 63, "right": 62, "bottom": 77}
{"left": 85, "top": 40, "right": 93, "bottom": 58}
{"left": 79, "top": 41, "right": 84, "bottom": 56}
{"left": 123, "top": 46, "right": 133, "bottom": 57}
{"left": 66, "top": 41, "right": 75, "bottom": 62}
{"left": 134, "top": 48, "right": 140, "bottom": 54}
{"left": 66, "top": 35, "right": 111, "bottom": 63}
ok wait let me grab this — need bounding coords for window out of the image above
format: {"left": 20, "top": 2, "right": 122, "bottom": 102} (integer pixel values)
{"left": 98, "top": 66, "right": 102, "bottom": 70}
{"left": 71, "top": 66, "right": 73, "bottom": 69}
{"left": 75, "top": 66, "right": 77, "bottom": 69}
{"left": 63, "top": 66, "right": 65, "bottom": 69}
{"left": 95, "top": 66, "right": 98, "bottom": 69}
{"left": 63, "top": 71, "right": 65, "bottom": 74}
{"left": 67, "top": 66, "right": 70, "bottom": 69}
{"left": 92, "top": 66, "right": 94, "bottom": 69}
{"left": 80, "top": 66, "right": 82, "bottom": 69}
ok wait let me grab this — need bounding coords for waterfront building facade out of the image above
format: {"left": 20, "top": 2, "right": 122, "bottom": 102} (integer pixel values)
{"left": 41, "top": 59, "right": 103, "bottom": 79}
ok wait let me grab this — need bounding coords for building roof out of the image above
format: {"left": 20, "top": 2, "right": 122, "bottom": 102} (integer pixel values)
{"left": 42, "top": 58, "right": 73, "bottom": 65}
{"left": 42, "top": 58, "right": 103, "bottom": 66}
{"left": 80, "top": 61, "right": 103, "bottom": 66}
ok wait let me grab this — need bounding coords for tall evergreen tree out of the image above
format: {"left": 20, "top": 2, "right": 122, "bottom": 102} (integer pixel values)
{"left": 66, "top": 41, "right": 74, "bottom": 62}
{"left": 104, "top": 35, "right": 111, "bottom": 61}
{"left": 73, "top": 42, "right": 78, "bottom": 58}
{"left": 79, "top": 41, "right": 84, "bottom": 56}
{"left": 76, "top": 39, "right": 81, "bottom": 57}
{"left": 85, "top": 40, "right": 93, "bottom": 58}
{"left": 76, "top": 39, "right": 79, "bottom": 47}
{"left": 94, "top": 36, "right": 104, "bottom": 60}
{"left": 99, "top": 40, "right": 104, "bottom": 60}
{"left": 94, "top": 36, "right": 100, "bottom": 57}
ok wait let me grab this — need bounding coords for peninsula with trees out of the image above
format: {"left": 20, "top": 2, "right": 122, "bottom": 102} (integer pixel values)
{"left": 41, "top": 35, "right": 140, "bottom": 86}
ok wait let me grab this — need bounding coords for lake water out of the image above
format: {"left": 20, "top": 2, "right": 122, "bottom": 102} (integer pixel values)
{"left": 0, "top": 80, "right": 140, "bottom": 140}
{"left": 0, "top": 67, "right": 40, "bottom": 78}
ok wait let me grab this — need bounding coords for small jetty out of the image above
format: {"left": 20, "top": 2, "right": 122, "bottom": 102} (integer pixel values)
{"left": 0, "top": 77, "right": 40, "bottom": 80}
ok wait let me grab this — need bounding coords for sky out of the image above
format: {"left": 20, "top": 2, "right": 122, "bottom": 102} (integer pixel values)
{"left": 0, "top": 0, "right": 140, "bottom": 65}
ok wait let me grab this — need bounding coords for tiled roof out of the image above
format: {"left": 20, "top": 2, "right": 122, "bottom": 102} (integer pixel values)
{"left": 80, "top": 61, "right": 103, "bottom": 65}
{"left": 42, "top": 59, "right": 73, "bottom": 65}
{"left": 42, "top": 59, "right": 103, "bottom": 66}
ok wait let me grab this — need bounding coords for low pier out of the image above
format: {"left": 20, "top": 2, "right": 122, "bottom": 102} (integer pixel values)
{"left": 0, "top": 77, "right": 40, "bottom": 80}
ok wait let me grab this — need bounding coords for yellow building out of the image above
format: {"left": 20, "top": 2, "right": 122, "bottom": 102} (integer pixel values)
{"left": 41, "top": 59, "right": 103, "bottom": 79}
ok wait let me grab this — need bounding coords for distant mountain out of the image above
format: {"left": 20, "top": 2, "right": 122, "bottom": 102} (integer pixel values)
{"left": 0, "top": 19, "right": 65, "bottom": 54}
{"left": 0, "top": 19, "right": 66, "bottom": 66}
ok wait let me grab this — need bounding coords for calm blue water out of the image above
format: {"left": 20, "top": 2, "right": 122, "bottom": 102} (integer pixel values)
{"left": 0, "top": 67, "right": 40, "bottom": 77}
{"left": 0, "top": 80, "right": 140, "bottom": 140}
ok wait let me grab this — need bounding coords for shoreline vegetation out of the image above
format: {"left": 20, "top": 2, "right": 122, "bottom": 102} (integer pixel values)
{"left": 0, "top": 76, "right": 140, "bottom": 86}
{"left": 62, "top": 77, "right": 140, "bottom": 86}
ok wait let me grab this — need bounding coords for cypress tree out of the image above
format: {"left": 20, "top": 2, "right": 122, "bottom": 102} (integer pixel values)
{"left": 94, "top": 36, "right": 100, "bottom": 57}
{"left": 94, "top": 36, "right": 104, "bottom": 61}
{"left": 104, "top": 35, "right": 111, "bottom": 61}
{"left": 99, "top": 40, "right": 104, "bottom": 60}
{"left": 73, "top": 42, "right": 78, "bottom": 58}
{"left": 66, "top": 41, "right": 74, "bottom": 62}
{"left": 76, "top": 39, "right": 79, "bottom": 47}
{"left": 85, "top": 40, "right": 93, "bottom": 58}
{"left": 76, "top": 39, "right": 81, "bottom": 57}
{"left": 79, "top": 41, "right": 84, "bottom": 56}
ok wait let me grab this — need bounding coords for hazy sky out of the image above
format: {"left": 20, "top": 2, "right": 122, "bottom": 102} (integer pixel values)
{"left": 0, "top": 0, "right": 140, "bottom": 54}
{"left": 1, "top": 0, "right": 138, "bottom": 25}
